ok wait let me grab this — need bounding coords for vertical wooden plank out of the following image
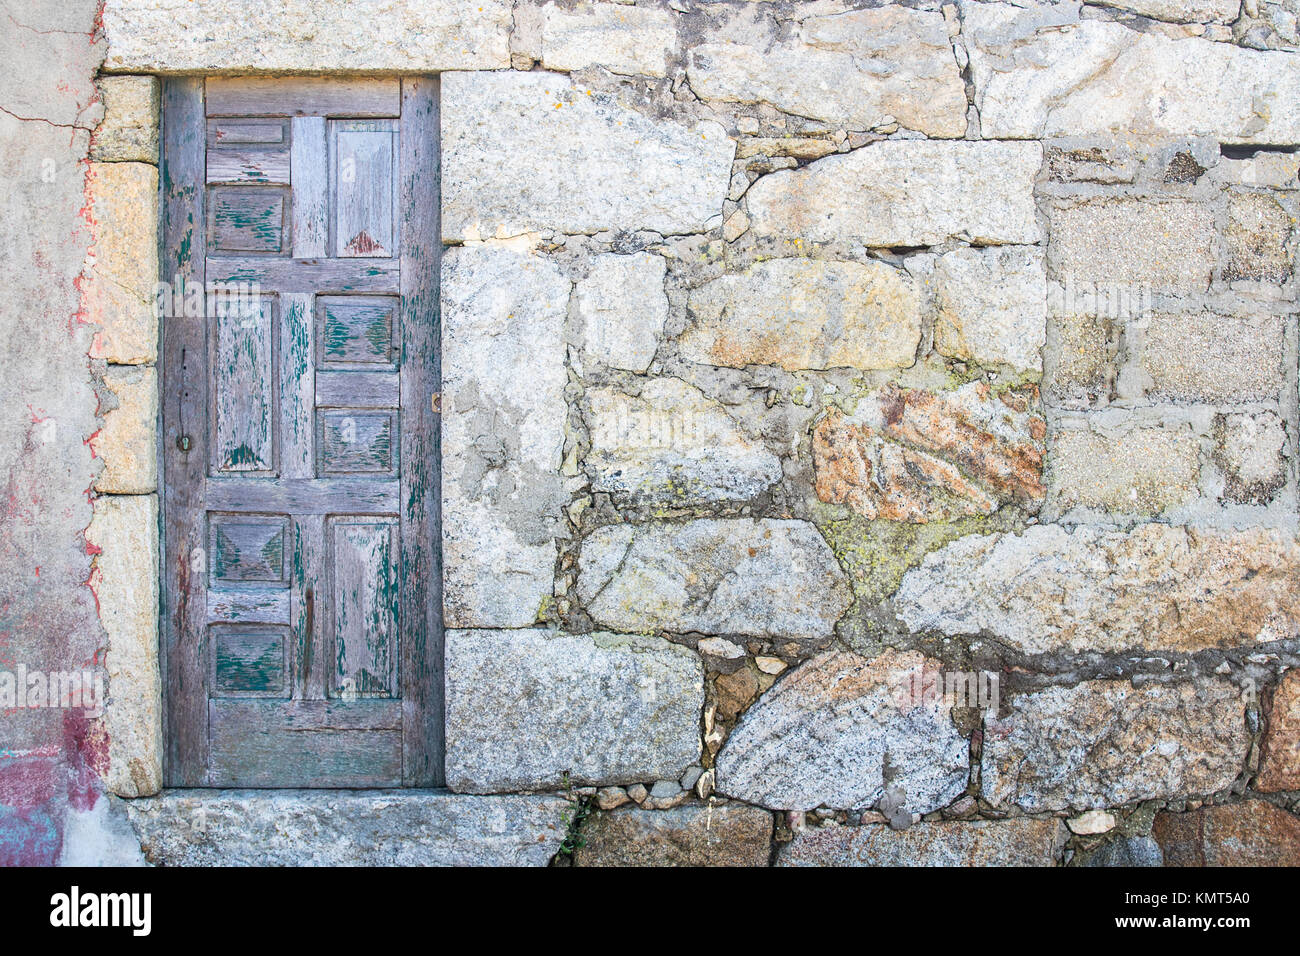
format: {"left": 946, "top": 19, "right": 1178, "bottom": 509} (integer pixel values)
{"left": 329, "top": 519, "right": 398, "bottom": 699}
{"left": 399, "top": 76, "right": 442, "bottom": 786}
{"left": 333, "top": 121, "right": 396, "bottom": 258}
{"left": 161, "top": 77, "right": 211, "bottom": 786}
{"left": 291, "top": 116, "right": 328, "bottom": 258}
{"left": 291, "top": 513, "right": 328, "bottom": 701}
{"left": 211, "top": 296, "right": 277, "bottom": 473}
{"left": 279, "top": 293, "right": 315, "bottom": 479}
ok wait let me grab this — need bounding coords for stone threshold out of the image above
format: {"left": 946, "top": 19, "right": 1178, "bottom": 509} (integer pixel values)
{"left": 123, "top": 789, "right": 572, "bottom": 866}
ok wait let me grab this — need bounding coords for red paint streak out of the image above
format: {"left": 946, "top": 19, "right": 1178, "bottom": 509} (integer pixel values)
{"left": 71, "top": 158, "right": 98, "bottom": 334}
{"left": 345, "top": 230, "right": 385, "bottom": 255}
{"left": 63, "top": 710, "right": 107, "bottom": 812}
{"left": 85, "top": 566, "right": 102, "bottom": 616}
{"left": 0, "top": 754, "right": 61, "bottom": 809}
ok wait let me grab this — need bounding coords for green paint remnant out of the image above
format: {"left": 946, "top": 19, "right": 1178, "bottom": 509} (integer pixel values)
{"left": 226, "top": 443, "right": 261, "bottom": 468}
{"left": 323, "top": 316, "right": 352, "bottom": 357}
{"left": 366, "top": 314, "right": 390, "bottom": 356}
{"left": 260, "top": 534, "right": 283, "bottom": 578}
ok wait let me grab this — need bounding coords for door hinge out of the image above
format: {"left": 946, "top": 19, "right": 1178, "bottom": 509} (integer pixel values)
{"left": 430, "top": 392, "right": 442, "bottom": 414}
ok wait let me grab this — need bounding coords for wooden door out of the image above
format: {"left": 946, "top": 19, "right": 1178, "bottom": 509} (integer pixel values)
{"left": 160, "top": 77, "right": 442, "bottom": 788}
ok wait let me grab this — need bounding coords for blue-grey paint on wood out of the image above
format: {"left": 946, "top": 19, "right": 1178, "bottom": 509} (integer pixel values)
{"left": 163, "top": 75, "right": 441, "bottom": 788}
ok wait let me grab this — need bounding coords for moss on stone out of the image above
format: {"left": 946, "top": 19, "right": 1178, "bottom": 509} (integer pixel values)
{"left": 815, "top": 502, "right": 1025, "bottom": 610}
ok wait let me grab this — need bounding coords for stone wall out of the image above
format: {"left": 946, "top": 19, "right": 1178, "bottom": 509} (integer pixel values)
{"left": 6, "top": 0, "right": 1300, "bottom": 865}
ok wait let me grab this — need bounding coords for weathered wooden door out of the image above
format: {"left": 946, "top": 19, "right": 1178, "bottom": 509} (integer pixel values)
{"left": 161, "top": 77, "right": 442, "bottom": 787}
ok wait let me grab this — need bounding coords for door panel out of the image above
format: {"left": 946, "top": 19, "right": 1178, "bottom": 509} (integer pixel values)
{"left": 208, "top": 186, "right": 291, "bottom": 254}
{"left": 333, "top": 120, "right": 397, "bottom": 258}
{"left": 162, "top": 76, "right": 442, "bottom": 788}
{"left": 211, "top": 296, "right": 277, "bottom": 474}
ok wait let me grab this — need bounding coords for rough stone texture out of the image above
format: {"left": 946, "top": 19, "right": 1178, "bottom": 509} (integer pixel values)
{"left": 577, "top": 518, "right": 852, "bottom": 642}
{"left": 1068, "top": 809, "right": 1117, "bottom": 835}
{"left": 92, "top": 365, "right": 157, "bottom": 494}
{"left": 1043, "top": 141, "right": 1138, "bottom": 185}
{"left": 86, "top": 494, "right": 162, "bottom": 799}
{"left": 686, "top": 6, "right": 966, "bottom": 137}
{"left": 1258, "top": 670, "right": 1300, "bottom": 792}
{"left": 442, "top": 71, "right": 733, "bottom": 239}
{"left": 965, "top": 3, "right": 1300, "bottom": 144}
{"left": 923, "top": 246, "right": 1047, "bottom": 374}
{"left": 441, "top": 245, "right": 569, "bottom": 629}
{"left": 1217, "top": 151, "right": 1300, "bottom": 189}
{"left": 126, "top": 791, "right": 570, "bottom": 866}
{"left": 1217, "top": 411, "right": 1288, "bottom": 505}
{"left": 1046, "top": 199, "right": 1216, "bottom": 292}
{"left": 574, "top": 253, "right": 667, "bottom": 372}
{"left": 583, "top": 378, "right": 782, "bottom": 505}
{"left": 714, "top": 667, "right": 759, "bottom": 721}
{"left": 102, "top": 0, "right": 511, "bottom": 72}
{"left": 680, "top": 258, "right": 921, "bottom": 372}
{"left": 1152, "top": 801, "right": 1300, "bottom": 866}
{"left": 1047, "top": 427, "right": 1200, "bottom": 516}
{"left": 716, "top": 650, "right": 970, "bottom": 813}
{"left": 573, "top": 802, "right": 772, "bottom": 867}
{"left": 539, "top": 2, "right": 676, "bottom": 78}
{"left": 85, "top": 162, "right": 158, "bottom": 366}
{"left": 747, "top": 141, "right": 1041, "bottom": 246}
{"left": 896, "top": 524, "right": 1300, "bottom": 655}
{"left": 1137, "top": 312, "right": 1284, "bottom": 404}
{"left": 444, "top": 629, "right": 703, "bottom": 793}
{"left": 734, "top": 138, "right": 838, "bottom": 161}
{"left": 90, "top": 75, "right": 158, "bottom": 163}
{"left": 1092, "top": 0, "right": 1242, "bottom": 20}
{"left": 780, "top": 818, "right": 1064, "bottom": 867}
{"left": 1080, "top": 836, "right": 1164, "bottom": 867}
{"left": 982, "top": 678, "right": 1250, "bottom": 812}
{"left": 1223, "top": 191, "right": 1294, "bottom": 283}
{"left": 1044, "top": 311, "right": 1115, "bottom": 408}
{"left": 813, "top": 383, "right": 1046, "bottom": 523}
